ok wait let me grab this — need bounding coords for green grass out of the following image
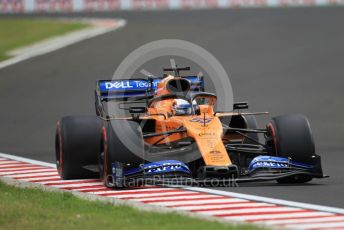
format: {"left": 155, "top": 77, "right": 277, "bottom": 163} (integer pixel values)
{"left": 0, "top": 18, "right": 88, "bottom": 61}
{"left": 0, "top": 181, "right": 265, "bottom": 230}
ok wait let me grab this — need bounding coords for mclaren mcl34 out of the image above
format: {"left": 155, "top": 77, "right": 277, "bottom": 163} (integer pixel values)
{"left": 55, "top": 65, "right": 326, "bottom": 187}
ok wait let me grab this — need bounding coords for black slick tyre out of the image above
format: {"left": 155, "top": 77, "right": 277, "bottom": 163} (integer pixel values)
{"left": 55, "top": 116, "right": 101, "bottom": 179}
{"left": 99, "top": 120, "right": 144, "bottom": 187}
{"left": 267, "top": 114, "right": 315, "bottom": 183}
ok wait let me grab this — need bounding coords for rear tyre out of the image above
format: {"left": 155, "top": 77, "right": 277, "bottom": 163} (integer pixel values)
{"left": 241, "top": 114, "right": 259, "bottom": 144}
{"left": 100, "top": 120, "right": 144, "bottom": 186}
{"left": 222, "top": 114, "right": 259, "bottom": 168}
{"left": 55, "top": 116, "right": 102, "bottom": 179}
{"left": 222, "top": 113, "right": 259, "bottom": 143}
{"left": 267, "top": 114, "right": 315, "bottom": 183}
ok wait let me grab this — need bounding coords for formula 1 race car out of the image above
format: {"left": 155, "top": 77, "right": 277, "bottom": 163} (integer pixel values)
{"left": 55, "top": 64, "right": 326, "bottom": 187}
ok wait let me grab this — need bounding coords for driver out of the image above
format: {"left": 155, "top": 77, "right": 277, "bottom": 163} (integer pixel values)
{"left": 172, "top": 99, "right": 197, "bottom": 116}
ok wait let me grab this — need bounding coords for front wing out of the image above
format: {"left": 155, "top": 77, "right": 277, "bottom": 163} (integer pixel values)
{"left": 105, "top": 158, "right": 327, "bottom": 188}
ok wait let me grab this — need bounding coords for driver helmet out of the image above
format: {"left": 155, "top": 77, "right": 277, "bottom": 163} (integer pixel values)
{"left": 173, "top": 99, "right": 196, "bottom": 116}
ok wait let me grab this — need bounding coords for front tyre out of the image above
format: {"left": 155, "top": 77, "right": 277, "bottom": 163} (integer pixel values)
{"left": 100, "top": 120, "right": 144, "bottom": 187}
{"left": 267, "top": 114, "right": 318, "bottom": 184}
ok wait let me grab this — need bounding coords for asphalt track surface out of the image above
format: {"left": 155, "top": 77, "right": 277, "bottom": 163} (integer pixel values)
{"left": 0, "top": 7, "right": 344, "bottom": 208}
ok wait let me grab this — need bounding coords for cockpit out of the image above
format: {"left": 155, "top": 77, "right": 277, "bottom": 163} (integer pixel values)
{"left": 148, "top": 92, "right": 217, "bottom": 117}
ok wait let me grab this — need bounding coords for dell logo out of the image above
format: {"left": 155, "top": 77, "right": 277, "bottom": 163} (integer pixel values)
{"left": 105, "top": 81, "right": 133, "bottom": 89}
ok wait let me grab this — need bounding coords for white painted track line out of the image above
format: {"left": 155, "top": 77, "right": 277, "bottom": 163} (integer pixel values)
{"left": 285, "top": 221, "right": 344, "bottom": 229}
{"left": 255, "top": 215, "right": 344, "bottom": 225}
{"left": 0, "top": 19, "right": 126, "bottom": 70}
{"left": 185, "top": 187, "right": 344, "bottom": 214}
{"left": 193, "top": 207, "right": 302, "bottom": 215}
{"left": 0, "top": 153, "right": 56, "bottom": 168}
{"left": 224, "top": 212, "right": 333, "bottom": 221}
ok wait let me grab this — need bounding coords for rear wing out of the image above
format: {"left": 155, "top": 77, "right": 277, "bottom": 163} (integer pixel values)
{"left": 96, "top": 76, "right": 204, "bottom": 101}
